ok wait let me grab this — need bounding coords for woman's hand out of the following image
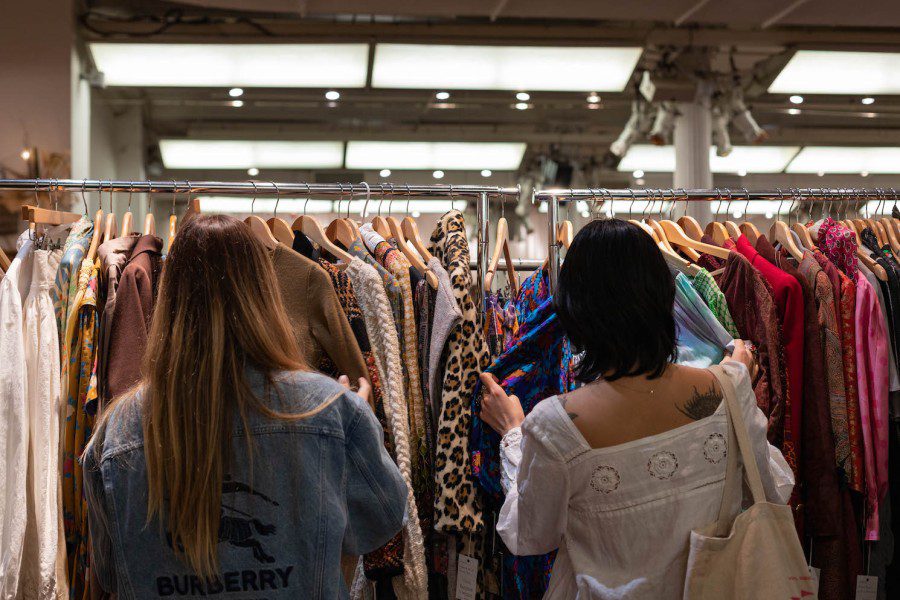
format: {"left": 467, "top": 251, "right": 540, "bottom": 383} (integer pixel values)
{"left": 338, "top": 375, "right": 372, "bottom": 405}
{"left": 723, "top": 339, "right": 758, "bottom": 380}
{"left": 479, "top": 373, "right": 525, "bottom": 436}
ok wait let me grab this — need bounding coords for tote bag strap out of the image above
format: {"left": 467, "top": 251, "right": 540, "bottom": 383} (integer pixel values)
{"left": 707, "top": 365, "right": 767, "bottom": 536}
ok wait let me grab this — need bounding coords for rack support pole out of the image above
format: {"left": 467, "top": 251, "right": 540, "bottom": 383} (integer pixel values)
{"left": 548, "top": 194, "right": 560, "bottom": 294}
{"left": 476, "top": 191, "right": 490, "bottom": 302}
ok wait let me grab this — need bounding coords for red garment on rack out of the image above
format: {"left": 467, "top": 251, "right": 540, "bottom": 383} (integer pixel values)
{"left": 735, "top": 234, "right": 804, "bottom": 476}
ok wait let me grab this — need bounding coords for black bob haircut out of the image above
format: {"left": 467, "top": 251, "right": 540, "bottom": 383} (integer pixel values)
{"left": 553, "top": 218, "right": 677, "bottom": 383}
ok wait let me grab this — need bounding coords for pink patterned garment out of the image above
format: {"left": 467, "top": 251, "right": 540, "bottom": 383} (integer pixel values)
{"left": 854, "top": 274, "right": 890, "bottom": 540}
{"left": 816, "top": 218, "right": 859, "bottom": 278}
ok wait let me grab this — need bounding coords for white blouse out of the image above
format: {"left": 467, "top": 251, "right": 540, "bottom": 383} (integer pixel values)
{"left": 496, "top": 361, "right": 793, "bottom": 600}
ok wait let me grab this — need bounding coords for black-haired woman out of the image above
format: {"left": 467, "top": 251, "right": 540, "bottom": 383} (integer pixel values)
{"left": 479, "top": 219, "right": 793, "bottom": 599}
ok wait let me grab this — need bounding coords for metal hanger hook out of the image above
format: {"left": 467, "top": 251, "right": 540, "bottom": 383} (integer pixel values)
{"left": 775, "top": 188, "right": 785, "bottom": 221}
{"left": 81, "top": 180, "right": 89, "bottom": 215}
{"left": 271, "top": 181, "right": 281, "bottom": 217}
{"left": 302, "top": 183, "right": 311, "bottom": 216}
{"left": 250, "top": 180, "right": 259, "bottom": 215}
{"left": 628, "top": 188, "right": 637, "bottom": 217}
{"left": 170, "top": 180, "right": 178, "bottom": 216}
{"left": 128, "top": 182, "right": 134, "bottom": 211}
{"left": 361, "top": 182, "right": 371, "bottom": 219}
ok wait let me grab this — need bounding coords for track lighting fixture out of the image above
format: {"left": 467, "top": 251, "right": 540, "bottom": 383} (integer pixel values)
{"left": 711, "top": 102, "right": 733, "bottom": 157}
{"left": 606, "top": 99, "right": 654, "bottom": 168}
{"left": 729, "top": 89, "right": 768, "bottom": 144}
{"left": 648, "top": 102, "right": 678, "bottom": 146}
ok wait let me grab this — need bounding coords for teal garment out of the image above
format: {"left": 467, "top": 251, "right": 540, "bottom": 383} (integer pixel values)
{"left": 674, "top": 273, "right": 734, "bottom": 367}
{"left": 52, "top": 218, "right": 93, "bottom": 346}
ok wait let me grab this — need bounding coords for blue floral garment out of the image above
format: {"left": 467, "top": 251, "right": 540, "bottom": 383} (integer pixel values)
{"left": 471, "top": 268, "right": 575, "bottom": 599}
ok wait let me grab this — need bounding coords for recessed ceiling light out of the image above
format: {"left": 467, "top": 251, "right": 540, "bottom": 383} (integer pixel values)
{"left": 788, "top": 108, "right": 801, "bottom": 115}
{"left": 515, "top": 102, "right": 530, "bottom": 110}
{"left": 789, "top": 95, "right": 804, "bottom": 104}
{"left": 89, "top": 42, "right": 370, "bottom": 88}
{"left": 862, "top": 97, "right": 875, "bottom": 105}
{"left": 586, "top": 93, "right": 601, "bottom": 103}
{"left": 765, "top": 211, "right": 774, "bottom": 219}
{"left": 732, "top": 210, "right": 744, "bottom": 219}
{"left": 230, "top": 100, "right": 244, "bottom": 107}
{"left": 379, "top": 169, "right": 391, "bottom": 177}
{"left": 20, "top": 148, "right": 31, "bottom": 160}
{"left": 325, "top": 90, "right": 340, "bottom": 101}
{"left": 412, "top": 211, "right": 421, "bottom": 218}
{"left": 247, "top": 167, "right": 259, "bottom": 176}
{"left": 229, "top": 87, "right": 243, "bottom": 97}
{"left": 580, "top": 211, "right": 590, "bottom": 218}
{"left": 435, "top": 91, "right": 450, "bottom": 100}
{"left": 632, "top": 169, "right": 644, "bottom": 178}
{"left": 738, "top": 168, "right": 747, "bottom": 177}
{"left": 480, "top": 169, "right": 492, "bottom": 177}
{"left": 818, "top": 171, "right": 825, "bottom": 177}
{"left": 432, "top": 170, "right": 445, "bottom": 179}
{"left": 516, "top": 92, "right": 531, "bottom": 101}
{"left": 861, "top": 171, "right": 870, "bottom": 177}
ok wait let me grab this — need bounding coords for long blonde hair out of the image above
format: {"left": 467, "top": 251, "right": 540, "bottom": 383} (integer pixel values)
{"left": 140, "top": 214, "right": 305, "bottom": 576}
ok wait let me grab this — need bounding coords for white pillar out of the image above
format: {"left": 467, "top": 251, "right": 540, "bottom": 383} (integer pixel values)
{"left": 674, "top": 83, "right": 713, "bottom": 222}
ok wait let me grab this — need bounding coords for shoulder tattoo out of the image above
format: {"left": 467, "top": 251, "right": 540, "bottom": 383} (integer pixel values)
{"left": 677, "top": 385, "right": 722, "bottom": 421}
{"left": 559, "top": 394, "right": 578, "bottom": 421}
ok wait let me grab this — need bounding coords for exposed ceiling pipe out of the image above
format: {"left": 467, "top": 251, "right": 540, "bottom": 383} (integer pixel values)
{"left": 761, "top": 0, "right": 811, "bottom": 29}
{"left": 673, "top": 0, "right": 712, "bottom": 27}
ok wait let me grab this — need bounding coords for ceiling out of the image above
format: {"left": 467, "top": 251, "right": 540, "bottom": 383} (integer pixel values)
{"left": 80, "top": 0, "right": 900, "bottom": 183}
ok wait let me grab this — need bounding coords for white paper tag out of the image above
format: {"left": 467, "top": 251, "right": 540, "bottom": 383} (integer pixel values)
{"left": 455, "top": 554, "right": 478, "bottom": 600}
{"left": 855, "top": 575, "right": 878, "bottom": 600}
{"left": 809, "top": 567, "right": 820, "bottom": 594}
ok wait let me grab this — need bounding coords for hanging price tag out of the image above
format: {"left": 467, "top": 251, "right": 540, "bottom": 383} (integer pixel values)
{"left": 455, "top": 554, "right": 478, "bottom": 600}
{"left": 809, "top": 567, "right": 820, "bottom": 595}
{"left": 855, "top": 575, "right": 878, "bottom": 600}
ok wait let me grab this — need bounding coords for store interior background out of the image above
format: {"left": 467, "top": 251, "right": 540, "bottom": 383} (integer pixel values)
{"left": 3, "top": 1, "right": 900, "bottom": 260}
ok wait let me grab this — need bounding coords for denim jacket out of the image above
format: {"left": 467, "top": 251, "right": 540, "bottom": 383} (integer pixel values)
{"left": 83, "top": 369, "right": 407, "bottom": 599}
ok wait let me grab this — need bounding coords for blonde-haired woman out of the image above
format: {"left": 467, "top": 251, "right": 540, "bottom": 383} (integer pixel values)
{"left": 84, "top": 215, "right": 406, "bottom": 597}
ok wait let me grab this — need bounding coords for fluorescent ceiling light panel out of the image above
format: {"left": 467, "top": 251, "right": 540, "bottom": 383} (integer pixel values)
{"left": 197, "top": 197, "right": 333, "bottom": 214}
{"left": 769, "top": 50, "right": 900, "bottom": 95}
{"left": 617, "top": 145, "right": 799, "bottom": 174}
{"left": 345, "top": 141, "right": 526, "bottom": 170}
{"left": 371, "top": 44, "right": 642, "bottom": 91}
{"left": 159, "top": 140, "right": 344, "bottom": 169}
{"left": 90, "top": 43, "right": 369, "bottom": 87}
{"left": 786, "top": 147, "right": 900, "bottom": 174}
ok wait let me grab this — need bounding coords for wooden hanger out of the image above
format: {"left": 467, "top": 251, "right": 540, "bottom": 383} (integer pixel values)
{"left": 660, "top": 219, "right": 729, "bottom": 260}
{"left": 243, "top": 182, "right": 278, "bottom": 250}
{"left": 842, "top": 218, "right": 888, "bottom": 281}
{"left": 770, "top": 220, "right": 804, "bottom": 261}
{"left": 121, "top": 183, "right": 137, "bottom": 236}
{"left": 402, "top": 216, "right": 434, "bottom": 263}
{"left": 291, "top": 186, "right": 354, "bottom": 264}
{"left": 558, "top": 219, "right": 574, "bottom": 249}
{"left": 484, "top": 217, "right": 519, "bottom": 294}
{"left": 0, "top": 248, "right": 10, "bottom": 272}
{"left": 265, "top": 183, "right": 295, "bottom": 245}
{"left": 678, "top": 216, "right": 705, "bottom": 241}
{"left": 387, "top": 215, "right": 438, "bottom": 288}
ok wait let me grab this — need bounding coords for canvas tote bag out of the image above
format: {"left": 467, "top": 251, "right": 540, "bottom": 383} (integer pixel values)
{"left": 683, "top": 365, "right": 815, "bottom": 599}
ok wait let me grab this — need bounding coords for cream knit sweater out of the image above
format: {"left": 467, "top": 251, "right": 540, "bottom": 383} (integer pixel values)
{"left": 346, "top": 258, "right": 427, "bottom": 599}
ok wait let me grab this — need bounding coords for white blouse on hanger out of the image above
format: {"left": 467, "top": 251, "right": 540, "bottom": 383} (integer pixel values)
{"left": 496, "top": 361, "right": 793, "bottom": 600}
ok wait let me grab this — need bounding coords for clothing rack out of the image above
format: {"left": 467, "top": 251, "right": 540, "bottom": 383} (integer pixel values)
{"left": 1, "top": 178, "right": 521, "bottom": 302}
{"left": 534, "top": 187, "right": 900, "bottom": 293}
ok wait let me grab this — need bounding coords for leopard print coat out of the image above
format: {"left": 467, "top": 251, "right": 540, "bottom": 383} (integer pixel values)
{"left": 428, "top": 211, "right": 490, "bottom": 533}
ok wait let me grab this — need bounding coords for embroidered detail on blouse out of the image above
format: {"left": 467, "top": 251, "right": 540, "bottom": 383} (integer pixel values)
{"left": 647, "top": 451, "right": 678, "bottom": 480}
{"left": 590, "top": 466, "right": 620, "bottom": 494}
{"left": 703, "top": 433, "right": 727, "bottom": 464}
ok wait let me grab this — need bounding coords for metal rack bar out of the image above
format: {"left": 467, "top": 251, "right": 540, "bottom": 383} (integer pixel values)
{"left": 535, "top": 186, "right": 900, "bottom": 293}
{"left": 0, "top": 179, "right": 521, "bottom": 198}
{"left": 533, "top": 187, "right": 896, "bottom": 202}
